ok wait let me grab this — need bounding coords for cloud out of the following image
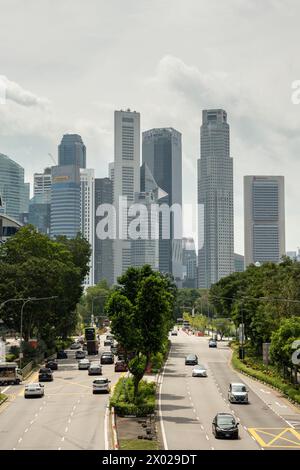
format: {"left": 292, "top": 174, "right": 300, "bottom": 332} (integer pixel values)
{"left": 0, "top": 75, "right": 50, "bottom": 108}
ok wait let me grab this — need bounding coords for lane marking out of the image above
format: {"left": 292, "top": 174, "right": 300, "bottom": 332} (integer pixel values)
{"left": 158, "top": 348, "right": 170, "bottom": 451}
{"left": 275, "top": 401, "right": 287, "bottom": 409}
{"left": 65, "top": 427, "right": 68, "bottom": 433}
{"left": 248, "top": 427, "right": 300, "bottom": 448}
{"left": 104, "top": 405, "right": 109, "bottom": 450}
{"left": 24, "top": 428, "right": 28, "bottom": 433}
{"left": 18, "top": 438, "right": 22, "bottom": 443}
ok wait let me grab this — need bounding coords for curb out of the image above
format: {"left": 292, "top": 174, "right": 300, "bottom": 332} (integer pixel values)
{"left": 0, "top": 395, "right": 8, "bottom": 407}
{"left": 111, "top": 407, "right": 119, "bottom": 450}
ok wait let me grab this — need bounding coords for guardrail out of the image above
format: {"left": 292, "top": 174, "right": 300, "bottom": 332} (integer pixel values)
{"left": 21, "top": 361, "right": 34, "bottom": 379}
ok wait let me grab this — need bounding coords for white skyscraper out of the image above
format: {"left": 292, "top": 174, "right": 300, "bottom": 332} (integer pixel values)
{"left": 244, "top": 175, "right": 285, "bottom": 267}
{"left": 198, "top": 109, "right": 234, "bottom": 288}
{"left": 80, "top": 168, "right": 95, "bottom": 287}
{"left": 113, "top": 109, "right": 140, "bottom": 283}
{"left": 34, "top": 168, "right": 52, "bottom": 196}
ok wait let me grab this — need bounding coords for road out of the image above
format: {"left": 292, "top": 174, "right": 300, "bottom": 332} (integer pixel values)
{"left": 0, "top": 338, "right": 119, "bottom": 450}
{"left": 159, "top": 330, "right": 300, "bottom": 450}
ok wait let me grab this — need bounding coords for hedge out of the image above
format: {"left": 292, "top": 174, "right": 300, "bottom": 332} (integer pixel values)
{"left": 110, "top": 377, "right": 156, "bottom": 417}
{"left": 231, "top": 349, "right": 300, "bottom": 405}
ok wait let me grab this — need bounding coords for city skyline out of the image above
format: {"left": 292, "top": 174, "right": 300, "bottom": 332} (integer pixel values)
{"left": 0, "top": 1, "right": 299, "bottom": 254}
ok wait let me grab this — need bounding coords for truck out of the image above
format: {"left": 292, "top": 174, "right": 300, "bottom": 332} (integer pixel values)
{"left": 0, "top": 362, "right": 23, "bottom": 385}
{"left": 84, "top": 327, "right": 99, "bottom": 355}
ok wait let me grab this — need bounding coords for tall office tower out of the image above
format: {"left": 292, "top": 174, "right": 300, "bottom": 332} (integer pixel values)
{"left": 131, "top": 191, "right": 159, "bottom": 270}
{"left": 28, "top": 192, "right": 51, "bottom": 235}
{"left": 58, "top": 134, "right": 86, "bottom": 168}
{"left": 34, "top": 167, "right": 52, "bottom": 196}
{"left": 109, "top": 162, "right": 114, "bottom": 200}
{"left": 0, "top": 153, "right": 28, "bottom": 222}
{"left": 80, "top": 168, "right": 95, "bottom": 287}
{"left": 182, "top": 237, "right": 197, "bottom": 288}
{"left": 94, "top": 177, "right": 114, "bottom": 285}
{"left": 197, "top": 109, "right": 234, "bottom": 288}
{"left": 142, "top": 128, "right": 183, "bottom": 283}
{"left": 244, "top": 176, "right": 285, "bottom": 267}
{"left": 50, "top": 165, "right": 81, "bottom": 239}
{"left": 113, "top": 109, "right": 141, "bottom": 283}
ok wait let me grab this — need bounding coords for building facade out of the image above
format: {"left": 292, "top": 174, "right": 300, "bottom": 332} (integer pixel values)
{"left": 182, "top": 237, "right": 197, "bottom": 288}
{"left": 113, "top": 109, "right": 141, "bottom": 283}
{"left": 50, "top": 164, "right": 81, "bottom": 239}
{"left": 34, "top": 167, "right": 52, "bottom": 196}
{"left": 0, "top": 153, "right": 29, "bottom": 222}
{"left": 244, "top": 175, "right": 285, "bottom": 267}
{"left": 197, "top": 109, "right": 234, "bottom": 288}
{"left": 94, "top": 177, "right": 114, "bottom": 285}
{"left": 234, "top": 253, "right": 245, "bottom": 272}
{"left": 80, "top": 168, "right": 95, "bottom": 286}
{"left": 142, "top": 128, "right": 183, "bottom": 283}
{"left": 28, "top": 192, "right": 51, "bottom": 235}
{"left": 58, "top": 134, "right": 86, "bottom": 168}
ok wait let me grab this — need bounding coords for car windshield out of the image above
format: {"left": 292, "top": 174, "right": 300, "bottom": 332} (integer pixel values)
{"left": 195, "top": 365, "right": 205, "bottom": 369}
{"left": 232, "top": 385, "right": 246, "bottom": 392}
{"left": 95, "top": 379, "right": 108, "bottom": 384}
{"left": 217, "top": 415, "right": 235, "bottom": 425}
{"left": 187, "top": 355, "right": 196, "bottom": 360}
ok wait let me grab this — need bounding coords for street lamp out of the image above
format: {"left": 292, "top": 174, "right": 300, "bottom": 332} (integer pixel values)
{"left": 19, "top": 296, "right": 57, "bottom": 368}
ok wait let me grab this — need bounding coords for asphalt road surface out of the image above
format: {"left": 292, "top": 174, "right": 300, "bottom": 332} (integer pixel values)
{"left": 0, "top": 338, "right": 119, "bottom": 450}
{"left": 159, "top": 330, "right": 300, "bottom": 450}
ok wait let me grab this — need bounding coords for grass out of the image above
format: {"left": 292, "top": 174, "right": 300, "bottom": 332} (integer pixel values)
{"left": 120, "top": 439, "right": 159, "bottom": 450}
{"left": 0, "top": 393, "right": 7, "bottom": 404}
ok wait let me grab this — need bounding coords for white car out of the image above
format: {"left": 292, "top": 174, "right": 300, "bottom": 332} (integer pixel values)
{"left": 88, "top": 363, "right": 102, "bottom": 375}
{"left": 93, "top": 378, "right": 111, "bottom": 394}
{"left": 78, "top": 359, "right": 90, "bottom": 370}
{"left": 24, "top": 383, "right": 44, "bottom": 398}
{"left": 192, "top": 364, "right": 207, "bottom": 377}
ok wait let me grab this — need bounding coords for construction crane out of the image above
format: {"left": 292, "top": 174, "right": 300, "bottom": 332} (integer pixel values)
{"left": 48, "top": 153, "right": 56, "bottom": 165}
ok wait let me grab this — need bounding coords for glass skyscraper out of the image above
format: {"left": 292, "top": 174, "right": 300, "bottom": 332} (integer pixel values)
{"left": 197, "top": 109, "right": 234, "bottom": 288}
{"left": 0, "top": 153, "right": 28, "bottom": 222}
{"left": 58, "top": 134, "right": 86, "bottom": 168}
{"left": 142, "top": 128, "right": 183, "bottom": 283}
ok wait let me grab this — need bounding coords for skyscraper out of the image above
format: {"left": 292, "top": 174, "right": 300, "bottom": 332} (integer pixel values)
{"left": 182, "top": 237, "right": 197, "bottom": 288}
{"left": 0, "top": 153, "right": 29, "bottom": 222}
{"left": 244, "top": 175, "right": 285, "bottom": 267}
{"left": 50, "top": 164, "right": 81, "bottom": 239}
{"left": 34, "top": 168, "right": 52, "bottom": 196}
{"left": 94, "top": 177, "right": 114, "bottom": 285}
{"left": 28, "top": 192, "right": 51, "bottom": 235}
{"left": 198, "top": 109, "right": 234, "bottom": 288}
{"left": 142, "top": 128, "right": 183, "bottom": 283}
{"left": 113, "top": 109, "right": 141, "bottom": 283}
{"left": 80, "top": 168, "right": 95, "bottom": 286}
{"left": 58, "top": 134, "right": 86, "bottom": 168}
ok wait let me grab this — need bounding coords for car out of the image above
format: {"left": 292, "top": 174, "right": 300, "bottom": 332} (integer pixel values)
{"left": 171, "top": 330, "right": 178, "bottom": 336}
{"left": 192, "top": 364, "right": 207, "bottom": 377}
{"left": 100, "top": 352, "right": 114, "bottom": 364}
{"left": 106, "top": 334, "right": 114, "bottom": 341}
{"left": 212, "top": 413, "right": 239, "bottom": 439}
{"left": 209, "top": 339, "right": 217, "bottom": 348}
{"left": 45, "top": 360, "right": 58, "bottom": 370}
{"left": 114, "top": 360, "right": 128, "bottom": 372}
{"left": 75, "top": 350, "right": 86, "bottom": 360}
{"left": 88, "top": 363, "right": 102, "bottom": 375}
{"left": 104, "top": 339, "right": 112, "bottom": 347}
{"left": 38, "top": 368, "right": 53, "bottom": 382}
{"left": 78, "top": 359, "right": 90, "bottom": 370}
{"left": 24, "top": 383, "right": 45, "bottom": 398}
{"left": 57, "top": 350, "right": 68, "bottom": 359}
{"left": 228, "top": 383, "right": 249, "bottom": 404}
{"left": 185, "top": 354, "right": 198, "bottom": 365}
{"left": 93, "top": 378, "right": 111, "bottom": 394}
{"left": 70, "top": 342, "right": 81, "bottom": 350}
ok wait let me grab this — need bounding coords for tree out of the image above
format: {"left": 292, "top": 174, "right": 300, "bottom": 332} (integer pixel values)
{"left": 105, "top": 265, "right": 175, "bottom": 397}
{"left": 78, "top": 280, "right": 111, "bottom": 325}
{"left": 0, "top": 226, "right": 90, "bottom": 349}
{"left": 270, "top": 317, "right": 300, "bottom": 381}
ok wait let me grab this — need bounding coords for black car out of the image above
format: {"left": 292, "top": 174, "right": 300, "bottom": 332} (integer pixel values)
{"left": 212, "top": 413, "right": 239, "bottom": 439}
{"left": 57, "top": 350, "right": 68, "bottom": 359}
{"left": 185, "top": 354, "right": 198, "bottom": 365}
{"left": 100, "top": 352, "right": 114, "bottom": 364}
{"left": 38, "top": 368, "right": 53, "bottom": 382}
{"left": 45, "top": 360, "right": 58, "bottom": 370}
{"left": 209, "top": 339, "right": 217, "bottom": 348}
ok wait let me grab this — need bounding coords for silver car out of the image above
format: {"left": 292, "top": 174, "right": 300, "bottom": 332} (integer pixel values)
{"left": 228, "top": 383, "right": 249, "bottom": 404}
{"left": 78, "top": 359, "right": 90, "bottom": 370}
{"left": 24, "top": 383, "right": 44, "bottom": 398}
{"left": 88, "top": 363, "right": 102, "bottom": 375}
{"left": 93, "top": 378, "right": 111, "bottom": 394}
{"left": 192, "top": 364, "right": 207, "bottom": 377}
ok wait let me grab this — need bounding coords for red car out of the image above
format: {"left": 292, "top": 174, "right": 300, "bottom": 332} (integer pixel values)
{"left": 114, "top": 360, "right": 128, "bottom": 372}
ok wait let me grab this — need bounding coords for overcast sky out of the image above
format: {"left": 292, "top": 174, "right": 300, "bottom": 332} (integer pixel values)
{"left": 0, "top": 0, "right": 300, "bottom": 254}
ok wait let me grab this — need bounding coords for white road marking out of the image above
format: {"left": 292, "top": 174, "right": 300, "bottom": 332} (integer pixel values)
{"left": 30, "top": 420, "right": 34, "bottom": 425}
{"left": 158, "top": 350, "right": 170, "bottom": 451}
{"left": 65, "top": 427, "right": 68, "bottom": 433}
{"left": 61, "top": 437, "right": 65, "bottom": 442}
{"left": 1, "top": 386, "right": 11, "bottom": 394}
{"left": 275, "top": 401, "right": 287, "bottom": 409}
{"left": 58, "top": 447, "right": 61, "bottom": 450}
{"left": 70, "top": 412, "right": 74, "bottom": 417}
{"left": 193, "top": 408, "right": 196, "bottom": 413}
{"left": 201, "top": 425, "right": 204, "bottom": 430}
{"left": 260, "top": 389, "right": 270, "bottom": 394}
{"left": 104, "top": 405, "right": 109, "bottom": 450}
{"left": 206, "top": 435, "right": 209, "bottom": 440}
{"left": 211, "top": 446, "right": 215, "bottom": 450}
{"left": 24, "top": 428, "right": 28, "bottom": 433}
{"left": 18, "top": 438, "right": 22, "bottom": 443}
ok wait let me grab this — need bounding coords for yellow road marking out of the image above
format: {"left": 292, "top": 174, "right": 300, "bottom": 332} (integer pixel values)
{"left": 55, "top": 377, "right": 92, "bottom": 390}
{"left": 248, "top": 427, "right": 300, "bottom": 448}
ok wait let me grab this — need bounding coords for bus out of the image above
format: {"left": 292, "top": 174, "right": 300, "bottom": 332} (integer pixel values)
{"left": 84, "top": 327, "right": 98, "bottom": 355}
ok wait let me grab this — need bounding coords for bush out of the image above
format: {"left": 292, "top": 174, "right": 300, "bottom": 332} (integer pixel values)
{"left": 5, "top": 353, "right": 17, "bottom": 362}
{"left": 110, "top": 377, "right": 156, "bottom": 417}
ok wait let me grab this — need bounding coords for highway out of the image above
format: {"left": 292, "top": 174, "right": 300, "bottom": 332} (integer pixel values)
{"left": 159, "top": 330, "right": 300, "bottom": 450}
{"left": 0, "top": 340, "right": 118, "bottom": 450}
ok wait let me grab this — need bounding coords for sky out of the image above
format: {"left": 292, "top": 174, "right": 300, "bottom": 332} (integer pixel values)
{"left": 0, "top": 0, "right": 300, "bottom": 254}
